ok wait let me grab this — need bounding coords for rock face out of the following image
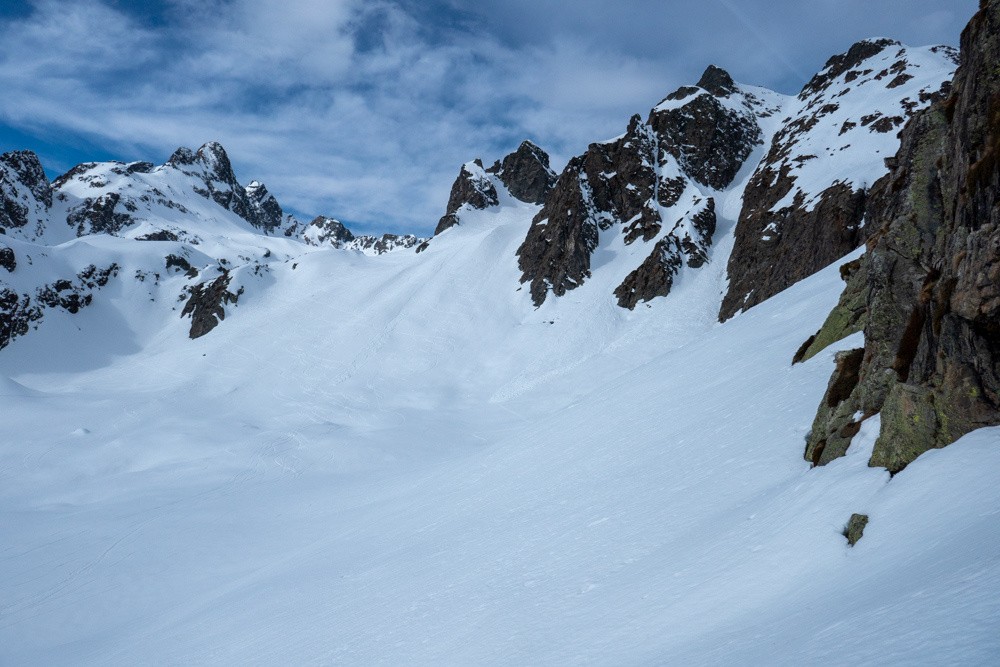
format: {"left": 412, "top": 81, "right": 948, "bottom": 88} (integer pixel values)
{"left": 804, "top": 0, "right": 1000, "bottom": 473}
{"left": 486, "top": 140, "right": 556, "bottom": 205}
{"left": 421, "top": 141, "right": 555, "bottom": 253}
{"left": 67, "top": 191, "right": 137, "bottom": 236}
{"left": 647, "top": 66, "right": 768, "bottom": 190}
{"left": 434, "top": 159, "right": 499, "bottom": 235}
{"left": 0, "top": 246, "right": 15, "bottom": 273}
{"left": 844, "top": 513, "right": 869, "bottom": 546}
{"left": 0, "top": 288, "right": 40, "bottom": 350}
{"left": 181, "top": 270, "right": 243, "bottom": 340}
{"left": 0, "top": 150, "right": 52, "bottom": 238}
{"left": 720, "top": 40, "right": 958, "bottom": 321}
{"left": 517, "top": 68, "right": 774, "bottom": 307}
{"left": 303, "top": 216, "right": 355, "bottom": 247}
{"left": 615, "top": 198, "right": 716, "bottom": 309}
{"left": 244, "top": 180, "right": 284, "bottom": 233}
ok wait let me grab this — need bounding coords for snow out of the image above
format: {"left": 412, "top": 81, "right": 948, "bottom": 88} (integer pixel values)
{"left": 2, "top": 172, "right": 999, "bottom": 665}
{"left": 1, "top": 42, "right": 997, "bottom": 665}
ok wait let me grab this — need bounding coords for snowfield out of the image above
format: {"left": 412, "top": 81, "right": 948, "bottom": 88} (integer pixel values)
{"left": 0, "top": 37, "right": 994, "bottom": 665}
{"left": 2, "top": 189, "right": 999, "bottom": 665}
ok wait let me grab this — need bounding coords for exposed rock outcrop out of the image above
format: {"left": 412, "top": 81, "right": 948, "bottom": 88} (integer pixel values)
{"left": 647, "top": 66, "right": 768, "bottom": 190}
{"left": 302, "top": 216, "right": 424, "bottom": 254}
{"left": 486, "top": 140, "right": 557, "bottom": 205}
{"left": 434, "top": 159, "right": 499, "bottom": 235}
{"left": 805, "top": 0, "right": 1000, "bottom": 473}
{"left": 165, "top": 254, "right": 199, "bottom": 278}
{"left": 136, "top": 230, "right": 180, "bottom": 242}
{"left": 517, "top": 67, "right": 769, "bottom": 307}
{"left": 181, "top": 270, "right": 243, "bottom": 339}
{"left": 349, "top": 233, "right": 423, "bottom": 255}
{"left": 0, "top": 150, "right": 52, "bottom": 238}
{"left": 244, "top": 180, "right": 284, "bottom": 233}
{"left": 517, "top": 115, "right": 659, "bottom": 306}
{"left": 0, "top": 245, "right": 15, "bottom": 273}
{"left": 615, "top": 198, "right": 716, "bottom": 309}
{"left": 720, "top": 40, "right": 957, "bottom": 321}
{"left": 792, "top": 258, "right": 867, "bottom": 364}
{"left": 844, "top": 513, "right": 869, "bottom": 546}
{"left": 303, "top": 216, "right": 355, "bottom": 247}
{"left": 67, "top": 191, "right": 137, "bottom": 236}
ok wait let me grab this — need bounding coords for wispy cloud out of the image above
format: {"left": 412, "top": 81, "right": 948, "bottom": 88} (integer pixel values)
{"left": 0, "top": 0, "right": 977, "bottom": 234}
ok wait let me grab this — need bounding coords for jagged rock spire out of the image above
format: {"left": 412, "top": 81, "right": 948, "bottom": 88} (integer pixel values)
{"left": 487, "top": 140, "right": 557, "bottom": 205}
{"left": 696, "top": 65, "right": 737, "bottom": 96}
{"left": 434, "top": 158, "right": 499, "bottom": 236}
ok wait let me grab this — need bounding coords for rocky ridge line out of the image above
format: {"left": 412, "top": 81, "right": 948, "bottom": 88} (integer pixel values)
{"left": 517, "top": 66, "right": 776, "bottom": 307}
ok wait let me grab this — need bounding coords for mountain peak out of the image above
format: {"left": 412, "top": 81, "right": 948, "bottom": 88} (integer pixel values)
{"left": 167, "top": 142, "right": 235, "bottom": 181}
{"left": 167, "top": 146, "right": 197, "bottom": 167}
{"left": 697, "top": 65, "right": 737, "bottom": 96}
{"left": 196, "top": 141, "right": 231, "bottom": 168}
{"left": 488, "top": 140, "right": 557, "bottom": 205}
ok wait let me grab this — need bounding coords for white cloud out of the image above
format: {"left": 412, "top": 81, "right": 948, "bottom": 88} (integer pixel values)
{"left": 0, "top": 0, "right": 978, "bottom": 235}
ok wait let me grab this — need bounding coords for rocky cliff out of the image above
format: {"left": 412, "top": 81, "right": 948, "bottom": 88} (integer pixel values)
{"left": 433, "top": 159, "right": 500, "bottom": 236}
{"left": 0, "top": 150, "right": 52, "bottom": 238}
{"left": 517, "top": 67, "right": 780, "bottom": 308}
{"left": 486, "top": 140, "right": 557, "bottom": 205}
{"left": 720, "top": 40, "right": 957, "bottom": 321}
{"left": 430, "top": 141, "right": 557, "bottom": 239}
{"left": 804, "top": 0, "right": 1000, "bottom": 473}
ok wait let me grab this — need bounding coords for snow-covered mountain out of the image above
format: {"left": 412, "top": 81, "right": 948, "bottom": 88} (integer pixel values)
{"left": 2, "top": 5, "right": 1000, "bottom": 663}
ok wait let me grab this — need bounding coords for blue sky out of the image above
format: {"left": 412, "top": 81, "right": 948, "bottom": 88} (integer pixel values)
{"left": 0, "top": 0, "right": 978, "bottom": 234}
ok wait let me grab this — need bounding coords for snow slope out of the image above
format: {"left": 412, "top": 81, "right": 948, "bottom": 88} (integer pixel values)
{"left": 0, "top": 34, "right": 995, "bottom": 666}
{"left": 2, "top": 164, "right": 999, "bottom": 665}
